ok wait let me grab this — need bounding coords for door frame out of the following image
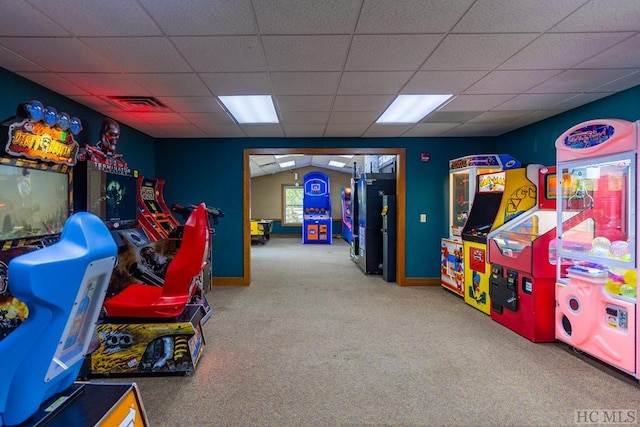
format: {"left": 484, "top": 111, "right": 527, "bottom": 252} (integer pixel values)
{"left": 243, "top": 147, "right": 406, "bottom": 285}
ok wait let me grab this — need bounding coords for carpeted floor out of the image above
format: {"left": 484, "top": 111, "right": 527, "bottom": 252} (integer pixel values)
{"left": 100, "top": 238, "right": 640, "bottom": 426}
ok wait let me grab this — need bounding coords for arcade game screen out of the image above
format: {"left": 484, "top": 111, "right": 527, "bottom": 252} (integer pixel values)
{"left": 0, "top": 163, "right": 69, "bottom": 241}
{"left": 88, "top": 170, "right": 137, "bottom": 228}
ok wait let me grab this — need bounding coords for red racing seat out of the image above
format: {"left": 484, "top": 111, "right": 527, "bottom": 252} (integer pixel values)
{"left": 103, "top": 203, "right": 210, "bottom": 318}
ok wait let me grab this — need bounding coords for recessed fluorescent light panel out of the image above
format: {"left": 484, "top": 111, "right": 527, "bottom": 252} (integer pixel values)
{"left": 328, "top": 160, "right": 346, "bottom": 168}
{"left": 376, "top": 94, "right": 453, "bottom": 124}
{"left": 218, "top": 95, "right": 279, "bottom": 124}
{"left": 278, "top": 160, "right": 295, "bottom": 168}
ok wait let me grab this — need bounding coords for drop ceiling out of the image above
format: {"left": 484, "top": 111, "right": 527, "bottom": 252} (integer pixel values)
{"left": 1, "top": 0, "right": 639, "bottom": 139}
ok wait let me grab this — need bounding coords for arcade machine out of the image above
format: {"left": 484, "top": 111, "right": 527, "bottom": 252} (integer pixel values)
{"left": 0, "top": 102, "right": 147, "bottom": 426}
{"left": 341, "top": 186, "right": 353, "bottom": 243}
{"left": 357, "top": 172, "right": 396, "bottom": 275}
{"left": 462, "top": 165, "right": 539, "bottom": 314}
{"left": 381, "top": 194, "right": 396, "bottom": 282}
{"left": 441, "top": 154, "right": 520, "bottom": 297}
{"left": 487, "top": 167, "right": 580, "bottom": 342}
{"left": 349, "top": 174, "right": 360, "bottom": 262}
{"left": 554, "top": 119, "right": 638, "bottom": 377}
{"left": 74, "top": 119, "right": 209, "bottom": 377}
{"left": 302, "top": 171, "right": 332, "bottom": 244}
{"left": 137, "top": 176, "right": 181, "bottom": 241}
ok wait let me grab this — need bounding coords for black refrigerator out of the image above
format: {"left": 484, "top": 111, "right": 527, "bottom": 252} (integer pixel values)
{"left": 357, "top": 173, "right": 396, "bottom": 275}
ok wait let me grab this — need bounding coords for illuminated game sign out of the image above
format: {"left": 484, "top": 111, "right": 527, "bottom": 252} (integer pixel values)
{"left": 563, "top": 123, "right": 614, "bottom": 149}
{"left": 4, "top": 101, "right": 81, "bottom": 166}
{"left": 478, "top": 172, "right": 506, "bottom": 192}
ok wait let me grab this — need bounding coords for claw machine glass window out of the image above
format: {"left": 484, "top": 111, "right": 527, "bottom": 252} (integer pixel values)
{"left": 556, "top": 153, "right": 635, "bottom": 296}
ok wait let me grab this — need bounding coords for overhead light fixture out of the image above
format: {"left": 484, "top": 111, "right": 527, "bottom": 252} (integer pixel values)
{"left": 218, "top": 95, "right": 279, "bottom": 124}
{"left": 278, "top": 160, "right": 295, "bottom": 168}
{"left": 328, "top": 160, "right": 346, "bottom": 168}
{"left": 376, "top": 94, "right": 453, "bottom": 124}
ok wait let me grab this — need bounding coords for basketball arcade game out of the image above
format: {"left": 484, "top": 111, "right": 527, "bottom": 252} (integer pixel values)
{"left": 441, "top": 154, "right": 520, "bottom": 296}
{"left": 487, "top": 166, "right": 579, "bottom": 342}
{"left": 462, "top": 165, "right": 538, "bottom": 314}
{"left": 0, "top": 102, "right": 147, "bottom": 426}
{"left": 303, "top": 171, "right": 332, "bottom": 244}
{"left": 554, "top": 119, "right": 638, "bottom": 376}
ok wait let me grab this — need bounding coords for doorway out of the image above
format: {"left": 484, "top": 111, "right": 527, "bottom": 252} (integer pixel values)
{"left": 243, "top": 147, "right": 406, "bottom": 286}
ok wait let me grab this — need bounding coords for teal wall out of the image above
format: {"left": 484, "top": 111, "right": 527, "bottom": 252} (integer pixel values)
{"left": 155, "top": 136, "right": 493, "bottom": 278}
{"left": 0, "top": 68, "right": 156, "bottom": 180}
{"left": 4, "top": 66, "right": 638, "bottom": 280}
{"left": 495, "top": 86, "right": 640, "bottom": 165}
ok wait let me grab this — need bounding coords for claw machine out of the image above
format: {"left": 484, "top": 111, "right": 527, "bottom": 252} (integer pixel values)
{"left": 441, "top": 155, "right": 520, "bottom": 296}
{"left": 462, "top": 165, "right": 539, "bottom": 314}
{"left": 554, "top": 119, "right": 638, "bottom": 376}
{"left": 487, "top": 166, "right": 580, "bottom": 342}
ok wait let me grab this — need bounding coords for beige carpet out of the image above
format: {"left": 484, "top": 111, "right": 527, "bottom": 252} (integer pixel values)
{"left": 100, "top": 238, "right": 640, "bottom": 426}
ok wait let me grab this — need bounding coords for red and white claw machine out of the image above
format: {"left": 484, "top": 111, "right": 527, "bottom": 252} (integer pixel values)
{"left": 441, "top": 154, "right": 520, "bottom": 296}
{"left": 554, "top": 119, "right": 638, "bottom": 376}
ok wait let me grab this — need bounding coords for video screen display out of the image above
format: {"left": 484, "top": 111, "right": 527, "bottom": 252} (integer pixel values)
{"left": 0, "top": 163, "right": 69, "bottom": 241}
{"left": 88, "top": 169, "right": 137, "bottom": 228}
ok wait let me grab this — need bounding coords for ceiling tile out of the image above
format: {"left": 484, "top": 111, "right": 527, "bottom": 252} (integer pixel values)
{"left": 469, "top": 111, "right": 534, "bottom": 123}
{"left": 362, "top": 124, "right": 414, "bottom": 137}
{"left": 337, "top": 72, "right": 413, "bottom": 95}
{"left": 463, "top": 70, "right": 561, "bottom": 94}
{"left": 453, "top": 0, "right": 587, "bottom": 32}
{"left": 180, "top": 112, "right": 235, "bottom": 125}
{"left": 357, "top": 0, "right": 474, "bottom": 33}
{"left": 346, "top": 34, "right": 443, "bottom": 71}
{"left": 128, "top": 73, "right": 212, "bottom": 97}
{"left": 493, "top": 93, "right": 577, "bottom": 110}
{"left": 550, "top": 92, "right": 614, "bottom": 110}
{"left": 283, "top": 124, "right": 327, "bottom": 137}
{"left": 0, "top": 46, "right": 45, "bottom": 72}
{"left": 30, "top": 0, "right": 161, "bottom": 36}
{"left": 324, "top": 124, "right": 369, "bottom": 137}
{"left": 402, "top": 122, "right": 462, "bottom": 136}
{"left": 576, "top": 34, "right": 640, "bottom": 69}
{"left": 200, "top": 73, "right": 272, "bottom": 95}
{"left": 275, "top": 96, "right": 334, "bottom": 112}
{"left": 404, "top": 71, "right": 487, "bottom": 94}
{"left": 156, "top": 97, "right": 226, "bottom": 113}
{"left": 588, "top": 71, "right": 640, "bottom": 93}
{"left": 329, "top": 111, "right": 380, "bottom": 124}
{"left": 0, "top": 38, "right": 120, "bottom": 73}
{"left": 241, "top": 125, "right": 286, "bottom": 137}
{"left": 551, "top": 0, "right": 640, "bottom": 32}
{"left": 333, "top": 95, "right": 394, "bottom": 111}
{"left": 439, "top": 94, "right": 515, "bottom": 111}
{"left": 196, "top": 123, "right": 246, "bottom": 137}
{"left": 263, "top": 35, "right": 350, "bottom": 72}
{"left": 81, "top": 37, "right": 192, "bottom": 73}
{"left": 527, "top": 69, "right": 636, "bottom": 94}
{"left": 140, "top": 0, "right": 255, "bottom": 35}
{"left": 271, "top": 72, "right": 341, "bottom": 95}
{"left": 128, "top": 112, "right": 190, "bottom": 125}
{"left": 513, "top": 109, "right": 565, "bottom": 126}
{"left": 172, "top": 36, "right": 266, "bottom": 72}
{"left": 499, "top": 32, "right": 634, "bottom": 70}
{"left": 17, "top": 72, "right": 90, "bottom": 96}
{"left": 422, "top": 34, "right": 538, "bottom": 71}
{"left": 0, "top": 0, "right": 69, "bottom": 36}
{"left": 443, "top": 122, "right": 516, "bottom": 137}
{"left": 67, "top": 95, "right": 122, "bottom": 113}
{"left": 56, "top": 73, "right": 148, "bottom": 96}
{"left": 254, "top": 0, "right": 360, "bottom": 34}
{"left": 149, "top": 124, "right": 209, "bottom": 138}
{"left": 426, "top": 111, "right": 483, "bottom": 122}
{"left": 280, "top": 111, "right": 330, "bottom": 124}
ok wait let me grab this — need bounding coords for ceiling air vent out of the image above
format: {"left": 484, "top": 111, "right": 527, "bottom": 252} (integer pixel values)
{"left": 106, "top": 96, "right": 168, "bottom": 112}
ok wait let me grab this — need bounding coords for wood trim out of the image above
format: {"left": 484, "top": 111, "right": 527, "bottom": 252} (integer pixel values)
{"left": 244, "top": 148, "right": 406, "bottom": 287}
{"left": 212, "top": 277, "right": 249, "bottom": 286}
{"left": 401, "top": 277, "right": 441, "bottom": 286}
